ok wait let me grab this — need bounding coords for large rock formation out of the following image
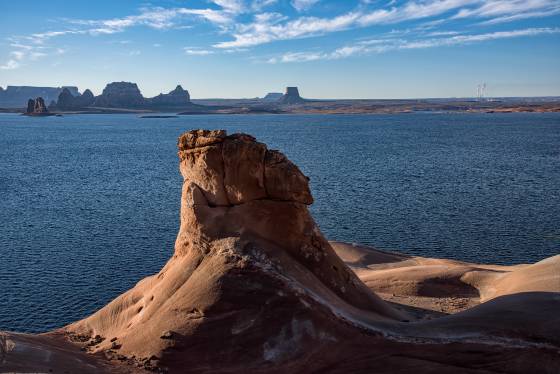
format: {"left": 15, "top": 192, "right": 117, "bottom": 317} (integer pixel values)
{"left": 24, "top": 97, "right": 53, "bottom": 116}
{"left": 148, "top": 85, "right": 191, "bottom": 107}
{"left": 90, "top": 82, "right": 196, "bottom": 110}
{"left": 54, "top": 88, "right": 95, "bottom": 110}
{"left": 0, "top": 86, "right": 79, "bottom": 108}
{"left": 280, "top": 86, "right": 305, "bottom": 104}
{"left": 92, "top": 82, "right": 145, "bottom": 108}
{"left": 63, "top": 129, "right": 403, "bottom": 371}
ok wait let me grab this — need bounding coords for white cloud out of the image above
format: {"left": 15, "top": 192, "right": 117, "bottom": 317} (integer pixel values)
{"left": 216, "top": 0, "right": 560, "bottom": 48}
{"left": 291, "top": 0, "right": 320, "bottom": 12}
{"left": 184, "top": 48, "right": 215, "bottom": 55}
{"left": 0, "top": 60, "right": 20, "bottom": 70}
{"left": 268, "top": 27, "right": 560, "bottom": 62}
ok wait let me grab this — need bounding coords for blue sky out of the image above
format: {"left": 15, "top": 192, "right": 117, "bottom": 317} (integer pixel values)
{"left": 0, "top": 0, "right": 559, "bottom": 98}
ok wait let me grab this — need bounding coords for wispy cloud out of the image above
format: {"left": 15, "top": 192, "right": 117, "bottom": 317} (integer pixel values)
{"left": 216, "top": 0, "right": 560, "bottom": 48}
{"left": 0, "top": 59, "right": 20, "bottom": 70}
{"left": 267, "top": 27, "right": 560, "bottom": 62}
{"left": 291, "top": 0, "right": 321, "bottom": 12}
{"left": 184, "top": 48, "right": 215, "bottom": 55}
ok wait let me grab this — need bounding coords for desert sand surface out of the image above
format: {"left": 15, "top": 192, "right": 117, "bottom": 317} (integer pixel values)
{"left": 331, "top": 241, "right": 560, "bottom": 316}
{"left": 1, "top": 129, "right": 558, "bottom": 373}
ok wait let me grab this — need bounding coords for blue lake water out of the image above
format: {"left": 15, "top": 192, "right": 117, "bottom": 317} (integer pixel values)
{"left": 0, "top": 112, "right": 559, "bottom": 333}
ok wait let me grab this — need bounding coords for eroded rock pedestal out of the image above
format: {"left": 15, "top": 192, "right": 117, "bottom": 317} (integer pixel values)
{"left": 21, "top": 129, "right": 558, "bottom": 373}
{"left": 63, "top": 129, "right": 401, "bottom": 371}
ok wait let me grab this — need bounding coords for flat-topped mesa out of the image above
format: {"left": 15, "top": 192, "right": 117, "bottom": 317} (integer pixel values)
{"left": 92, "top": 81, "right": 145, "bottom": 108}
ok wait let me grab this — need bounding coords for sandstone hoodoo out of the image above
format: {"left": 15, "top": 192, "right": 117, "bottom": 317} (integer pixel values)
{"left": 64, "top": 129, "right": 404, "bottom": 371}
{"left": 280, "top": 86, "right": 305, "bottom": 104}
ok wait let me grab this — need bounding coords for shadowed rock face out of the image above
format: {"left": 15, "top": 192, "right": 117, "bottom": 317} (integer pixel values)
{"left": 281, "top": 86, "right": 305, "bottom": 104}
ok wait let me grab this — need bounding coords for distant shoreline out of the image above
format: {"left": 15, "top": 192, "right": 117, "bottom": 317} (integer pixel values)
{"left": 1, "top": 98, "right": 559, "bottom": 115}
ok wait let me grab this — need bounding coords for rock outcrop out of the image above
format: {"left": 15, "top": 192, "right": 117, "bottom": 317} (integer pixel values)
{"left": 64, "top": 129, "right": 402, "bottom": 371}
{"left": 92, "top": 82, "right": 145, "bottom": 108}
{"left": 54, "top": 88, "right": 95, "bottom": 110}
{"left": 280, "top": 86, "right": 305, "bottom": 104}
{"left": 147, "top": 85, "right": 191, "bottom": 108}
{"left": 90, "top": 82, "right": 195, "bottom": 110}
{"left": 24, "top": 97, "right": 53, "bottom": 116}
